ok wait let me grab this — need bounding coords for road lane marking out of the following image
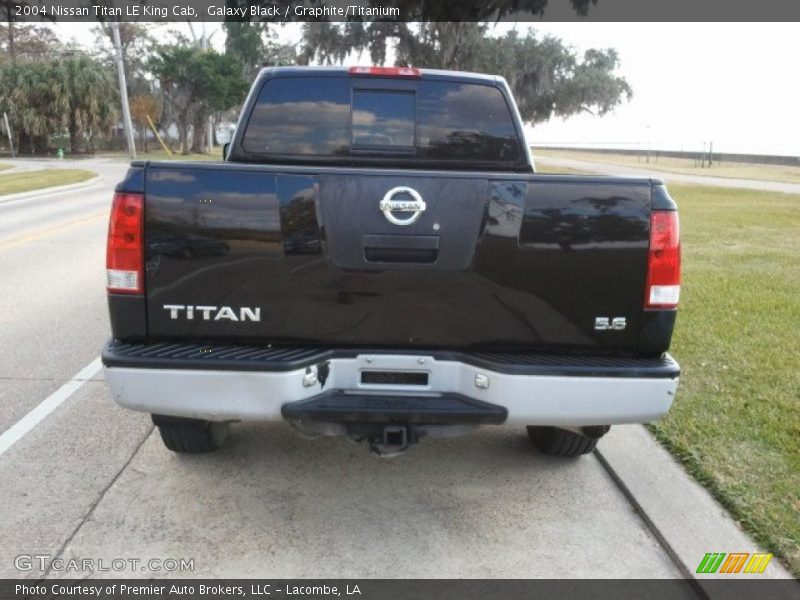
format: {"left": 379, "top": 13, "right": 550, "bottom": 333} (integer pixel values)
{"left": 0, "top": 211, "right": 106, "bottom": 252}
{"left": 0, "top": 357, "right": 102, "bottom": 457}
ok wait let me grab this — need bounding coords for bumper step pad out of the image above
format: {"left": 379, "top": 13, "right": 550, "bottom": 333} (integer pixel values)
{"left": 282, "top": 391, "right": 507, "bottom": 425}
{"left": 104, "top": 340, "right": 679, "bottom": 379}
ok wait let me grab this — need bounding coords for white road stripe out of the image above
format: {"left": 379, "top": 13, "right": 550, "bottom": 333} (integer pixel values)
{"left": 0, "top": 357, "right": 102, "bottom": 457}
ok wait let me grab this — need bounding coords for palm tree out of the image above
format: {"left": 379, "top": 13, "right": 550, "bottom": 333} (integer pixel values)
{"left": 57, "top": 55, "right": 117, "bottom": 154}
{"left": 3, "top": 61, "right": 65, "bottom": 153}
{"left": 0, "top": 54, "right": 115, "bottom": 155}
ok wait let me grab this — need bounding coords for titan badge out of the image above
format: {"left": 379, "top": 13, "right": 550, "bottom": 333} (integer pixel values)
{"left": 163, "top": 304, "right": 261, "bottom": 322}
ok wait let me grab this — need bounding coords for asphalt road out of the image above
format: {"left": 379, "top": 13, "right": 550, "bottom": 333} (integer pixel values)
{"left": 0, "top": 158, "right": 691, "bottom": 580}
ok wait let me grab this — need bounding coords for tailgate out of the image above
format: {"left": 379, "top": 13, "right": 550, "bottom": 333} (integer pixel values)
{"left": 144, "top": 164, "right": 652, "bottom": 352}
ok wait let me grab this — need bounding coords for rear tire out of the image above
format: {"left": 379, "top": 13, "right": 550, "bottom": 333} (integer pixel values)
{"left": 527, "top": 426, "right": 598, "bottom": 457}
{"left": 152, "top": 414, "right": 229, "bottom": 453}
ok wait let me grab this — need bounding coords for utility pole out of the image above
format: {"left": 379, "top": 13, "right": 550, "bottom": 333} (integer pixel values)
{"left": 203, "top": 23, "right": 213, "bottom": 154}
{"left": 3, "top": 112, "right": 14, "bottom": 158}
{"left": 7, "top": 16, "right": 15, "bottom": 63}
{"left": 111, "top": 21, "right": 136, "bottom": 160}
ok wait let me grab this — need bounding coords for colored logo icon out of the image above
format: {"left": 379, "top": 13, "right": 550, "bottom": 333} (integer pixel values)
{"left": 696, "top": 552, "right": 773, "bottom": 574}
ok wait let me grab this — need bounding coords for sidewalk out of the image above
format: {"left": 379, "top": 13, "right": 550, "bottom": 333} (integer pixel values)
{"left": 598, "top": 425, "right": 797, "bottom": 583}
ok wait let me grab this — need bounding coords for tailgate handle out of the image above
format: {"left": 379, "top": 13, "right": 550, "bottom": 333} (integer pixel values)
{"left": 362, "top": 235, "right": 439, "bottom": 263}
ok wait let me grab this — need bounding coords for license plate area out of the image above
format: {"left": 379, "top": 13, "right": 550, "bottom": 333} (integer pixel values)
{"left": 360, "top": 371, "right": 429, "bottom": 386}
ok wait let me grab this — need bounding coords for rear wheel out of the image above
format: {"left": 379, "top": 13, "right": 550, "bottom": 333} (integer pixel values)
{"left": 526, "top": 426, "right": 599, "bottom": 457}
{"left": 152, "top": 414, "right": 230, "bottom": 453}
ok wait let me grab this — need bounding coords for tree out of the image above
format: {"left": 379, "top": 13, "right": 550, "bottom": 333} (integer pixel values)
{"left": 0, "top": 60, "right": 63, "bottom": 153}
{"left": 224, "top": 22, "right": 297, "bottom": 81}
{"left": 224, "top": 22, "right": 266, "bottom": 81}
{"left": 262, "top": 29, "right": 298, "bottom": 68}
{"left": 0, "top": 23, "right": 61, "bottom": 61}
{"left": 473, "top": 31, "right": 632, "bottom": 123}
{"left": 299, "top": 23, "right": 631, "bottom": 125}
{"left": 147, "top": 45, "right": 195, "bottom": 154}
{"left": 130, "top": 94, "right": 161, "bottom": 152}
{"left": 298, "top": 22, "right": 369, "bottom": 66}
{"left": 91, "top": 23, "right": 153, "bottom": 96}
{"left": 56, "top": 55, "right": 117, "bottom": 153}
{"left": 0, "top": 53, "right": 116, "bottom": 154}
{"left": 1, "top": 1, "right": 57, "bottom": 63}
{"left": 148, "top": 45, "right": 248, "bottom": 154}
{"left": 188, "top": 50, "right": 249, "bottom": 152}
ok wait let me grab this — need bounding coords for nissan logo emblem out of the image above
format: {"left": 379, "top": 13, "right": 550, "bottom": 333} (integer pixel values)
{"left": 379, "top": 186, "right": 426, "bottom": 226}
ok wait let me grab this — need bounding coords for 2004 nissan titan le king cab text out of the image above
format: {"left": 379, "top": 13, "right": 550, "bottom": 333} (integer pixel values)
{"left": 102, "top": 66, "right": 681, "bottom": 458}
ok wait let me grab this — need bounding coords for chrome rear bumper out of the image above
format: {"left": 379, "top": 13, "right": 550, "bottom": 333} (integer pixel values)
{"left": 103, "top": 342, "right": 679, "bottom": 426}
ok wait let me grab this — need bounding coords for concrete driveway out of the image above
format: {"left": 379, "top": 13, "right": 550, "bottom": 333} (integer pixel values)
{"left": 0, "top": 158, "right": 793, "bottom": 585}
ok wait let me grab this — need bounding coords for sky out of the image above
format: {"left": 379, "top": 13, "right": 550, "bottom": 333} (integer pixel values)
{"left": 50, "top": 22, "right": 800, "bottom": 157}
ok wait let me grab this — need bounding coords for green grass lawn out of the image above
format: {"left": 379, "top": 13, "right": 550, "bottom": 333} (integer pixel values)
{"left": 536, "top": 149, "right": 800, "bottom": 184}
{"left": 0, "top": 162, "right": 12, "bottom": 172}
{"left": 0, "top": 169, "right": 97, "bottom": 196}
{"left": 652, "top": 183, "right": 800, "bottom": 575}
{"left": 534, "top": 162, "right": 600, "bottom": 175}
{"left": 100, "top": 147, "right": 224, "bottom": 162}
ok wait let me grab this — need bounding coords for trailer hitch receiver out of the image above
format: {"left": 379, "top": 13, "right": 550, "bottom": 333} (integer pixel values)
{"left": 370, "top": 425, "right": 410, "bottom": 457}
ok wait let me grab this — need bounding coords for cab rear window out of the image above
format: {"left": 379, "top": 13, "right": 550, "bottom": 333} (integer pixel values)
{"left": 352, "top": 89, "right": 415, "bottom": 149}
{"left": 242, "top": 77, "right": 350, "bottom": 156}
{"left": 241, "top": 76, "right": 521, "bottom": 164}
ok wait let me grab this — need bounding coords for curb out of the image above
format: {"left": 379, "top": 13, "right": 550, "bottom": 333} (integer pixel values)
{"left": 0, "top": 175, "right": 103, "bottom": 204}
{"left": 596, "top": 425, "right": 797, "bottom": 589}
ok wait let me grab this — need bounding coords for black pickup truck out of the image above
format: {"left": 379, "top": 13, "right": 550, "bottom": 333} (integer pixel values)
{"left": 102, "top": 66, "right": 681, "bottom": 458}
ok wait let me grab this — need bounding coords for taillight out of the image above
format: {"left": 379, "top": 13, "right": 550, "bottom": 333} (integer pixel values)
{"left": 645, "top": 210, "right": 681, "bottom": 308}
{"left": 106, "top": 192, "right": 144, "bottom": 294}
{"left": 348, "top": 66, "right": 421, "bottom": 77}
